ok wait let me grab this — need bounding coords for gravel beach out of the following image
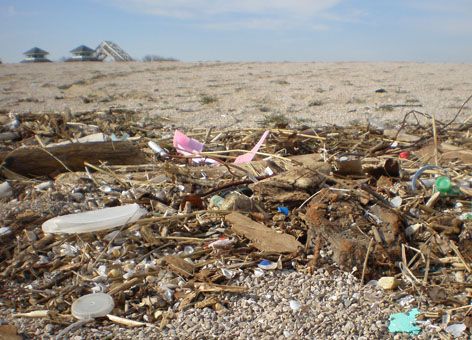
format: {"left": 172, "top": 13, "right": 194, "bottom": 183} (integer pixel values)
{"left": 1, "top": 61, "right": 471, "bottom": 339}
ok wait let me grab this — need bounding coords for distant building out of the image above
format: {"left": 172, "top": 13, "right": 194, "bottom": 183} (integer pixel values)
{"left": 67, "top": 45, "right": 98, "bottom": 62}
{"left": 21, "top": 47, "right": 51, "bottom": 63}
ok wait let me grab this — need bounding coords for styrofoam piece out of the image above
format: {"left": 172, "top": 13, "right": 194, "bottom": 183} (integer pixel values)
{"left": 71, "top": 293, "right": 115, "bottom": 320}
{"left": 42, "top": 204, "right": 146, "bottom": 234}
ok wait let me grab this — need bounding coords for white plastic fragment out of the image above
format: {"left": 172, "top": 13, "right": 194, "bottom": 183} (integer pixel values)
{"left": 71, "top": 293, "right": 115, "bottom": 320}
{"left": 0, "top": 181, "right": 12, "bottom": 199}
{"left": 445, "top": 323, "right": 466, "bottom": 338}
{"left": 42, "top": 204, "right": 146, "bottom": 234}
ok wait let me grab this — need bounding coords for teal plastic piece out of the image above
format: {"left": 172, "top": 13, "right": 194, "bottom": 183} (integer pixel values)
{"left": 388, "top": 308, "right": 421, "bottom": 335}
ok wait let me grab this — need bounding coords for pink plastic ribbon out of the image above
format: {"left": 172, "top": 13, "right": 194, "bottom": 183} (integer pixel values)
{"left": 234, "top": 130, "right": 269, "bottom": 164}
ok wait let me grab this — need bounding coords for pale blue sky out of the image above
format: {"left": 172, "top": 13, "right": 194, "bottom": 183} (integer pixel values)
{"left": 1, "top": 0, "right": 472, "bottom": 63}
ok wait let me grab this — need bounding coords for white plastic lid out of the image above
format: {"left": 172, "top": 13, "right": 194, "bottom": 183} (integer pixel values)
{"left": 71, "top": 293, "right": 115, "bottom": 320}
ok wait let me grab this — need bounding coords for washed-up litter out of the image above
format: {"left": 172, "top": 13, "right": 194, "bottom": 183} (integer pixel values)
{"left": 0, "top": 181, "right": 12, "bottom": 199}
{"left": 42, "top": 204, "right": 147, "bottom": 234}
{"left": 445, "top": 323, "right": 466, "bottom": 337}
{"left": 258, "top": 260, "right": 278, "bottom": 270}
{"left": 388, "top": 308, "right": 421, "bottom": 335}
{"left": 0, "top": 109, "right": 471, "bottom": 337}
{"left": 71, "top": 293, "right": 115, "bottom": 320}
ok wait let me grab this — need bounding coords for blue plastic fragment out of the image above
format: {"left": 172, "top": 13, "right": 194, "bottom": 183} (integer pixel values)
{"left": 277, "top": 206, "right": 289, "bottom": 216}
{"left": 388, "top": 308, "right": 421, "bottom": 335}
{"left": 258, "top": 259, "right": 278, "bottom": 270}
{"left": 411, "top": 165, "right": 440, "bottom": 191}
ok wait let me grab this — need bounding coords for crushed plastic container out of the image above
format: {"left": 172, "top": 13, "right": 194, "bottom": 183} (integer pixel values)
{"left": 42, "top": 204, "right": 147, "bottom": 234}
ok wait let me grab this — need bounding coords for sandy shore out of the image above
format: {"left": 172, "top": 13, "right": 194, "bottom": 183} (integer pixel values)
{"left": 1, "top": 61, "right": 472, "bottom": 128}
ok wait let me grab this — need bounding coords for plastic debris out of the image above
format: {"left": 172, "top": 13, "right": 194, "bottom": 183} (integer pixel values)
{"left": 411, "top": 165, "right": 440, "bottom": 191}
{"left": 148, "top": 141, "right": 168, "bottom": 157}
{"left": 173, "top": 130, "right": 204, "bottom": 156}
{"left": 445, "top": 323, "right": 466, "bottom": 338}
{"left": 258, "top": 259, "right": 278, "bottom": 270}
{"left": 388, "top": 308, "right": 421, "bottom": 335}
{"left": 42, "top": 204, "right": 147, "bottom": 234}
{"left": 435, "top": 176, "right": 460, "bottom": 195}
{"left": 277, "top": 206, "right": 289, "bottom": 216}
{"left": 399, "top": 151, "right": 410, "bottom": 159}
{"left": 234, "top": 130, "right": 269, "bottom": 164}
{"left": 0, "top": 181, "right": 12, "bottom": 199}
{"left": 71, "top": 293, "right": 115, "bottom": 320}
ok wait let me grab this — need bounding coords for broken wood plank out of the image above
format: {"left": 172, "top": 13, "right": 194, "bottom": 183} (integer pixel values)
{"left": 225, "top": 212, "right": 302, "bottom": 253}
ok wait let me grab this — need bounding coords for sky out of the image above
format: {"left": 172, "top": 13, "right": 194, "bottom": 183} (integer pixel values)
{"left": 1, "top": 0, "right": 472, "bottom": 63}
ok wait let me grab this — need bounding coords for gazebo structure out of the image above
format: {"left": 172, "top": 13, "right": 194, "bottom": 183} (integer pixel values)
{"left": 67, "top": 45, "right": 98, "bottom": 62}
{"left": 21, "top": 47, "right": 51, "bottom": 63}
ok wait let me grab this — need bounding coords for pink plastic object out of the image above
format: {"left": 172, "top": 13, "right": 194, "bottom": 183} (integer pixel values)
{"left": 234, "top": 131, "right": 269, "bottom": 164}
{"left": 173, "top": 130, "right": 204, "bottom": 156}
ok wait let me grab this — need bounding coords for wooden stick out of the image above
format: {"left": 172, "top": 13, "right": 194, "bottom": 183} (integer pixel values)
{"left": 361, "top": 238, "right": 374, "bottom": 284}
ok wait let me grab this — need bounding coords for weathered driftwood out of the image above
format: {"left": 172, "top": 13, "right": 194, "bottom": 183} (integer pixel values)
{"left": 226, "top": 211, "right": 302, "bottom": 253}
{"left": 249, "top": 166, "right": 325, "bottom": 202}
{"left": 1, "top": 141, "right": 147, "bottom": 178}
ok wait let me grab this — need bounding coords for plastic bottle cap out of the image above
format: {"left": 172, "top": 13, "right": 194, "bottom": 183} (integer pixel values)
{"left": 399, "top": 151, "right": 410, "bottom": 159}
{"left": 71, "top": 293, "right": 115, "bottom": 320}
{"left": 435, "top": 176, "right": 452, "bottom": 193}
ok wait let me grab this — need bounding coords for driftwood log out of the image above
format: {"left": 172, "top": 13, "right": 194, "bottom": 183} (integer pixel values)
{"left": 0, "top": 141, "right": 147, "bottom": 178}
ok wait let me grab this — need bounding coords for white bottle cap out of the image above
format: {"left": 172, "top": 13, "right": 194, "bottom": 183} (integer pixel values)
{"left": 71, "top": 293, "right": 115, "bottom": 320}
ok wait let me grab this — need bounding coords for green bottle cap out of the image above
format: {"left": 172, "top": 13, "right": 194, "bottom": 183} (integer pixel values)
{"left": 435, "top": 176, "right": 452, "bottom": 194}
